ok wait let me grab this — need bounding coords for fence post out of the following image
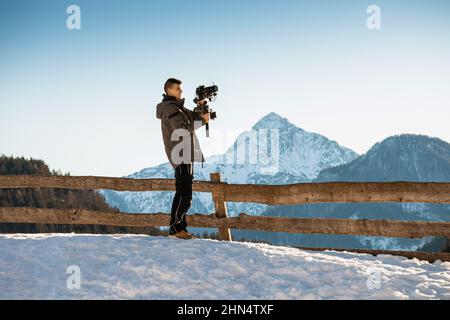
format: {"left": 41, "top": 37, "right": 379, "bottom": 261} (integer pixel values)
{"left": 210, "top": 172, "right": 232, "bottom": 241}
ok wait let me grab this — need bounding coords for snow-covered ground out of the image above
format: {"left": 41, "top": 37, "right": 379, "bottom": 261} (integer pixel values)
{"left": 0, "top": 234, "right": 449, "bottom": 299}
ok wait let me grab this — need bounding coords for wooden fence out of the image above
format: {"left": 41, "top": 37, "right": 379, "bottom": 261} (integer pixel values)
{"left": 1, "top": 173, "right": 450, "bottom": 262}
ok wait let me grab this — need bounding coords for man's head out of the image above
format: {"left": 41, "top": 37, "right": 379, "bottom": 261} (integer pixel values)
{"left": 164, "top": 78, "right": 183, "bottom": 100}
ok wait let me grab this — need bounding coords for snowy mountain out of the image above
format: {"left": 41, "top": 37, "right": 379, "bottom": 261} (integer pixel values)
{"left": 316, "top": 134, "right": 450, "bottom": 182}
{"left": 99, "top": 112, "right": 359, "bottom": 218}
{"left": 2, "top": 234, "right": 449, "bottom": 299}
{"left": 233, "top": 134, "right": 450, "bottom": 251}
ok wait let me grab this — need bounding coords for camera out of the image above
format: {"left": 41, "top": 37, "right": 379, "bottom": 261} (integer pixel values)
{"left": 195, "top": 85, "right": 218, "bottom": 101}
{"left": 194, "top": 85, "right": 219, "bottom": 120}
{"left": 193, "top": 84, "right": 218, "bottom": 137}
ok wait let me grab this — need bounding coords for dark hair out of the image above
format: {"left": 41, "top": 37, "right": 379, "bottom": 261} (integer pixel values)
{"left": 164, "top": 78, "right": 182, "bottom": 94}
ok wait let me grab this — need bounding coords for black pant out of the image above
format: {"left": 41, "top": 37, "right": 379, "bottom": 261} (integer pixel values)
{"left": 169, "top": 163, "right": 193, "bottom": 235}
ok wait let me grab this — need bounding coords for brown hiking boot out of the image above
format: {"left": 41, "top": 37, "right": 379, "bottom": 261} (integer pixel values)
{"left": 169, "top": 230, "right": 193, "bottom": 240}
{"left": 184, "top": 230, "right": 197, "bottom": 239}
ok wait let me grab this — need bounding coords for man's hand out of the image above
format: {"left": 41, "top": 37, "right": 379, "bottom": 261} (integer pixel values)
{"left": 196, "top": 99, "right": 207, "bottom": 107}
{"left": 196, "top": 99, "right": 209, "bottom": 124}
{"left": 200, "top": 112, "right": 210, "bottom": 124}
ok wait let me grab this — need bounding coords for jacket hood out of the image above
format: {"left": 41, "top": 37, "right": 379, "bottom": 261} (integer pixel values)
{"left": 156, "top": 95, "right": 185, "bottom": 119}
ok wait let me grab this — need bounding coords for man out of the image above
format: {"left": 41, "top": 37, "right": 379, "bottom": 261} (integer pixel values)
{"left": 155, "top": 78, "right": 210, "bottom": 240}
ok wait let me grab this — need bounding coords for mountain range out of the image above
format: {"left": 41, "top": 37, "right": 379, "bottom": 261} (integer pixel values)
{"left": 232, "top": 133, "right": 450, "bottom": 251}
{"left": 99, "top": 113, "right": 450, "bottom": 251}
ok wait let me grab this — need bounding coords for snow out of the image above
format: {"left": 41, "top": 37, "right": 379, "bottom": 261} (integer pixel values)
{"left": 1, "top": 234, "right": 449, "bottom": 299}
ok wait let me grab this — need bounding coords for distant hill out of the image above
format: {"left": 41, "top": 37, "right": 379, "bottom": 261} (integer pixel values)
{"left": 315, "top": 134, "right": 450, "bottom": 182}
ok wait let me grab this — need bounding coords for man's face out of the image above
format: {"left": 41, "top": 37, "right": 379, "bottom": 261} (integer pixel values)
{"left": 167, "top": 83, "right": 183, "bottom": 100}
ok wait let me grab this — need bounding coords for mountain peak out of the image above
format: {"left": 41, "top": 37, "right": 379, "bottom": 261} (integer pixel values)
{"left": 316, "top": 133, "right": 450, "bottom": 182}
{"left": 252, "top": 112, "right": 299, "bottom": 130}
{"left": 367, "top": 134, "right": 449, "bottom": 156}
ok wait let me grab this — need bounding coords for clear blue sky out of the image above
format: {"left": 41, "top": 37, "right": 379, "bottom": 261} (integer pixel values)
{"left": 1, "top": 0, "right": 449, "bottom": 176}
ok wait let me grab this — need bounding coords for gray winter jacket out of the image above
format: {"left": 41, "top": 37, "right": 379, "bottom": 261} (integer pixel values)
{"left": 156, "top": 94, "right": 206, "bottom": 169}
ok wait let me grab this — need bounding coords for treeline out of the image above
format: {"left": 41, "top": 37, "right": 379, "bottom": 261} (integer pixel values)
{"left": 0, "top": 155, "right": 164, "bottom": 236}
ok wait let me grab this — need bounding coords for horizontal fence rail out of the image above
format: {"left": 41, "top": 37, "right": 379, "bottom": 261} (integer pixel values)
{"left": 0, "top": 175, "right": 449, "bottom": 205}
{"left": 1, "top": 174, "right": 450, "bottom": 262}
{"left": 1, "top": 208, "right": 450, "bottom": 239}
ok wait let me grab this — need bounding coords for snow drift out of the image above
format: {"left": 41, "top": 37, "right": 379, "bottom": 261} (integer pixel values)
{"left": 0, "top": 234, "right": 449, "bottom": 299}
